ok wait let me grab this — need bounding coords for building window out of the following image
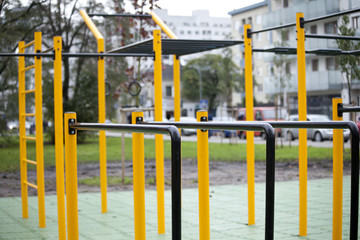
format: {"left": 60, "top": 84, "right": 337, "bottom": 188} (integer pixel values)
{"left": 285, "top": 62, "right": 291, "bottom": 74}
{"left": 353, "top": 16, "right": 360, "bottom": 29}
{"left": 165, "top": 86, "right": 172, "bottom": 97}
{"left": 184, "top": 22, "right": 190, "bottom": 26}
{"left": 326, "top": 57, "right": 338, "bottom": 70}
{"left": 195, "top": 31, "right": 199, "bottom": 35}
{"left": 324, "top": 21, "right": 337, "bottom": 34}
{"left": 248, "top": 17, "right": 252, "bottom": 25}
{"left": 188, "top": 30, "right": 192, "bottom": 35}
{"left": 258, "top": 84, "right": 263, "bottom": 92}
{"left": 283, "top": 0, "right": 288, "bottom": 8}
{"left": 256, "top": 15, "right": 262, "bottom": 25}
{"left": 207, "top": 30, "right": 211, "bottom": 35}
{"left": 241, "top": 19, "right": 246, "bottom": 25}
{"left": 310, "top": 25, "right": 317, "bottom": 34}
{"left": 312, "top": 59, "right": 319, "bottom": 71}
{"left": 180, "top": 30, "right": 184, "bottom": 35}
{"left": 215, "top": 31, "right": 219, "bottom": 35}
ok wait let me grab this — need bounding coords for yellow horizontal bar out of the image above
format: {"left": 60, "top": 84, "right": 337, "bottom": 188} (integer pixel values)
{"left": 23, "top": 136, "right": 36, "bottom": 141}
{"left": 22, "top": 65, "right": 35, "bottom": 72}
{"left": 23, "top": 89, "right": 35, "bottom": 94}
{"left": 23, "top": 113, "right": 35, "bottom": 117}
{"left": 24, "top": 181, "right": 38, "bottom": 189}
{"left": 23, "top": 40, "right": 35, "bottom": 49}
{"left": 24, "top": 159, "right": 37, "bottom": 165}
{"left": 79, "top": 10, "right": 104, "bottom": 40}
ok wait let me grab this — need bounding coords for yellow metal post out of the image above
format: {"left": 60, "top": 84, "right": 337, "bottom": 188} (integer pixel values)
{"left": 18, "top": 41, "right": 28, "bottom": 219}
{"left": 174, "top": 56, "right": 181, "bottom": 122}
{"left": 80, "top": 9, "right": 107, "bottom": 213}
{"left": 64, "top": 112, "right": 79, "bottom": 240}
{"left": 244, "top": 24, "right": 255, "bottom": 225}
{"left": 132, "top": 112, "right": 146, "bottom": 240}
{"left": 296, "top": 12, "right": 308, "bottom": 236}
{"left": 197, "top": 111, "right": 210, "bottom": 240}
{"left": 34, "top": 31, "right": 46, "bottom": 228}
{"left": 53, "top": 36, "right": 66, "bottom": 240}
{"left": 332, "top": 98, "right": 343, "bottom": 240}
{"left": 153, "top": 29, "right": 165, "bottom": 234}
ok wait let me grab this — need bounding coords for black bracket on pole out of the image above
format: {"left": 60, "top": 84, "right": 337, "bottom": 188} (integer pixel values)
{"left": 247, "top": 28, "right": 252, "bottom": 39}
{"left": 69, "top": 119, "right": 76, "bottom": 135}
{"left": 99, "top": 51, "right": 104, "bottom": 60}
{"left": 300, "top": 17, "right": 305, "bottom": 28}
{"left": 338, "top": 103, "right": 344, "bottom": 117}
{"left": 36, "top": 50, "right": 41, "bottom": 59}
{"left": 200, "top": 116, "right": 208, "bottom": 132}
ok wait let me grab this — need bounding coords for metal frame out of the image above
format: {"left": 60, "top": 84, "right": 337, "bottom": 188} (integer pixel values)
{"left": 67, "top": 120, "right": 182, "bottom": 240}
{"left": 142, "top": 120, "right": 276, "bottom": 240}
{"left": 267, "top": 121, "right": 359, "bottom": 240}
{"left": 337, "top": 104, "right": 360, "bottom": 117}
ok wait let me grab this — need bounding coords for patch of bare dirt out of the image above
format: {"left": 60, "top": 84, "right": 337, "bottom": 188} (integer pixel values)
{"left": 0, "top": 159, "right": 351, "bottom": 197}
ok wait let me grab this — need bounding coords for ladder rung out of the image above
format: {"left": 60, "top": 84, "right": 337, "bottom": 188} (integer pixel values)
{"left": 23, "top": 159, "right": 37, "bottom": 165}
{"left": 24, "top": 181, "right": 38, "bottom": 189}
{"left": 23, "top": 40, "right": 35, "bottom": 49}
{"left": 23, "top": 136, "right": 36, "bottom": 141}
{"left": 22, "top": 89, "right": 35, "bottom": 94}
{"left": 23, "top": 113, "right": 35, "bottom": 117}
{"left": 22, "top": 65, "right": 35, "bottom": 72}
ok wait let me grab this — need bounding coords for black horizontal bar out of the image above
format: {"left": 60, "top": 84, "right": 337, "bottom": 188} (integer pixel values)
{"left": 0, "top": 52, "right": 154, "bottom": 58}
{"left": 70, "top": 122, "right": 182, "bottom": 240}
{"left": 251, "top": 8, "right": 360, "bottom": 35}
{"left": 143, "top": 120, "right": 276, "bottom": 240}
{"left": 338, "top": 103, "right": 360, "bottom": 117}
{"left": 88, "top": 13, "right": 152, "bottom": 18}
{"left": 305, "top": 34, "right": 360, "bottom": 41}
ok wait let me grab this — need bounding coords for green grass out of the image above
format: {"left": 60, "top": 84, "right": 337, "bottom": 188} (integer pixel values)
{"left": 0, "top": 135, "right": 351, "bottom": 172}
{"left": 79, "top": 176, "right": 132, "bottom": 186}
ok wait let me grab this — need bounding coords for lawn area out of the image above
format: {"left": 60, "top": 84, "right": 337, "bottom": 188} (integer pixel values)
{"left": 0, "top": 135, "right": 350, "bottom": 172}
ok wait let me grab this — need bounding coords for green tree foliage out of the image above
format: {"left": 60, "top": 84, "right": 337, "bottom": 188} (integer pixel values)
{"left": 182, "top": 54, "right": 243, "bottom": 113}
{"left": 336, "top": 15, "right": 360, "bottom": 105}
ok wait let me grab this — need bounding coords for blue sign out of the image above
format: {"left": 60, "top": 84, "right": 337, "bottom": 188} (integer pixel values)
{"left": 199, "top": 99, "right": 208, "bottom": 109}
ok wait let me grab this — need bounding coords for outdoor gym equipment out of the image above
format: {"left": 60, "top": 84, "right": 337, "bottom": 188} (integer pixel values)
{"left": 143, "top": 112, "right": 276, "bottom": 240}
{"left": 64, "top": 112, "right": 182, "bottom": 240}
{"left": 244, "top": 7, "right": 360, "bottom": 237}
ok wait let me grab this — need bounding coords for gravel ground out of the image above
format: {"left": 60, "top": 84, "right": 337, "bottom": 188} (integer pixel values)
{"left": 0, "top": 158, "right": 351, "bottom": 197}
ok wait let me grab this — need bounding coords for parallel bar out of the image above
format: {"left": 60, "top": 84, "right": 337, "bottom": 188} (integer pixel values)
{"left": 132, "top": 112, "right": 146, "bottom": 240}
{"left": 23, "top": 113, "right": 35, "bottom": 117}
{"left": 22, "top": 65, "right": 35, "bottom": 72}
{"left": 23, "top": 136, "right": 36, "bottom": 141}
{"left": 332, "top": 98, "right": 343, "bottom": 240}
{"left": 24, "top": 159, "right": 37, "bottom": 165}
{"left": 24, "top": 181, "right": 38, "bottom": 189}
{"left": 305, "top": 33, "right": 360, "bottom": 41}
{"left": 0, "top": 53, "right": 153, "bottom": 57}
{"left": 338, "top": 105, "right": 360, "bottom": 115}
{"left": 88, "top": 13, "right": 152, "bottom": 18}
{"left": 23, "top": 40, "right": 35, "bottom": 49}
{"left": 244, "top": 24, "right": 256, "bottom": 226}
{"left": 23, "top": 89, "right": 35, "bottom": 94}
{"left": 65, "top": 113, "right": 79, "bottom": 240}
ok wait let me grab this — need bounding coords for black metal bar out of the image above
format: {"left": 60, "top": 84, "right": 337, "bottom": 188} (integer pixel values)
{"left": 88, "top": 13, "right": 152, "bottom": 18}
{"left": 69, "top": 122, "right": 182, "bottom": 240}
{"left": 251, "top": 8, "right": 360, "bottom": 35}
{"left": 338, "top": 103, "right": 360, "bottom": 117}
{"left": 0, "top": 52, "right": 154, "bottom": 58}
{"left": 266, "top": 120, "right": 359, "bottom": 240}
{"left": 305, "top": 34, "right": 360, "bottom": 41}
{"left": 143, "top": 121, "right": 276, "bottom": 240}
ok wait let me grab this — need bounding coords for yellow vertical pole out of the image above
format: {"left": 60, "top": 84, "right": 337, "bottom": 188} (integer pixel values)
{"left": 174, "top": 56, "right": 181, "bottom": 122}
{"left": 197, "top": 111, "right": 210, "bottom": 240}
{"left": 332, "top": 98, "right": 343, "bottom": 240}
{"left": 153, "top": 29, "right": 165, "bottom": 234}
{"left": 64, "top": 112, "right": 79, "bottom": 240}
{"left": 34, "top": 31, "right": 46, "bottom": 228}
{"left": 244, "top": 24, "right": 255, "bottom": 225}
{"left": 98, "top": 38, "right": 107, "bottom": 214}
{"left": 132, "top": 112, "right": 146, "bottom": 240}
{"left": 53, "top": 36, "right": 66, "bottom": 240}
{"left": 296, "top": 12, "right": 308, "bottom": 236}
{"left": 18, "top": 41, "right": 28, "bottom": 219}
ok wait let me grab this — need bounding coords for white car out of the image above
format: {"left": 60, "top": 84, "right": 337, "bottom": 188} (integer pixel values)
{"left": 284, "top": 114, "right": 350, "bottom": 142}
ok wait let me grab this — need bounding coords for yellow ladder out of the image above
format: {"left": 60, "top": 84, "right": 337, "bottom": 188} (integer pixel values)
{"left": 18, "top": 32, "right": 46, "bottom": 228}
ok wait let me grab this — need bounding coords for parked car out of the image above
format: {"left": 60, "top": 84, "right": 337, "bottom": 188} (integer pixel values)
{"left": 237, "top": 107, "right": 287, "bottom": 139}
{"left": 284, "top": 114, "right": 350, "bottom": 142}
{"left": 208, "top": 117, "right": 237, "bottom": 138}
{"left": 169, "top": 116, "right": 197, "bottom": 136}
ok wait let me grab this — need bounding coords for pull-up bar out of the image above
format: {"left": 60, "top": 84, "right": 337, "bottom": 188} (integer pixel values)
{"left": 252, "top": 47, "right": 360, "bottom": 56}
{"left": 88, "top": 13, "right": 152, "bottom": 18}
{"left": 305, "top": 34, "right": 360, "bottom": 41}
{"left": 250, "top": 7, "right": 360, "bottom": 35}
